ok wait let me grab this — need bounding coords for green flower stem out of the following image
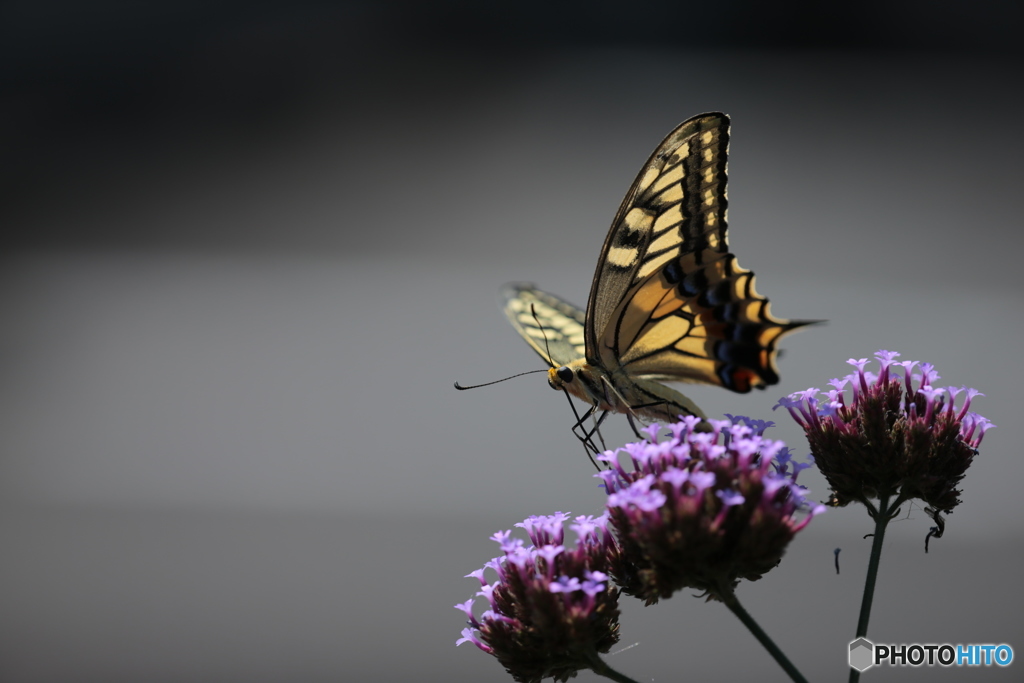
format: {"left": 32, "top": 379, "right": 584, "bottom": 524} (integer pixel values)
{"left": 583, "top": 649, "right": 642, "bottom": 683}
{"left": 848, "top": 492, "right": 894, "bottom": 683}
{"left": 720, "top": 587, "right": 809, "bottom": 683}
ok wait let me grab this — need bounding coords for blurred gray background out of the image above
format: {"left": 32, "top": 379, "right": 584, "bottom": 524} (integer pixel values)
{"left": 2, "top": 2, "right": 1023, "bottom": 681}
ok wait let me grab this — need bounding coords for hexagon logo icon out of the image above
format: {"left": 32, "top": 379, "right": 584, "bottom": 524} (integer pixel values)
{"left": 849, "top": 638, "right": 874, "bottom": 672}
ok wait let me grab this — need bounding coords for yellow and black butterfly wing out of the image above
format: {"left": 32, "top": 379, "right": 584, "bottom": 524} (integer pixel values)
{"left": 502, "top": 284, "right": 588, "bottom": 369}
{"left": 586, "top": 112, "right": 808, "bottom": 393}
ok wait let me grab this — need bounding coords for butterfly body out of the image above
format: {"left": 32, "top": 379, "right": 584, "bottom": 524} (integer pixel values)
{"left": 545, "top": 359, "right": 704, "bottom": 423}
{"left": 503, "top": 112, "right": 810, "bottom": 432}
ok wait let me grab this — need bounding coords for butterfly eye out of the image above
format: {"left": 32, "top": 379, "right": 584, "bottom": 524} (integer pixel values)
{"left": 557, "top": 366, "right": 574, "bottom": 383}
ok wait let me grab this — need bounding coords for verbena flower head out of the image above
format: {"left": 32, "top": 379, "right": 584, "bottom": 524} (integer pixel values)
{"left": 774, "top": 350, "right": 993, "bottom": 514}
{"left": 455, "top": 512, "right": 620, "bottom": 683}
{"left": 597, "top": 415, "right": 823, "bottom": 604}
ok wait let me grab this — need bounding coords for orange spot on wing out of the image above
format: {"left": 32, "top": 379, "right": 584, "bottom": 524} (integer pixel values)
{"left": 730, "top": 368, "right": 756, "bottom": 393}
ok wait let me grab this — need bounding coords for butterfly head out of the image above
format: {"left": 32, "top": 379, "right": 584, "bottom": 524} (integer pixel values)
{"left": 546, "top": 359, "right": 607, "bottom": 409}
{"left": 547, "top": 364, "right": 577, "bottom": 391}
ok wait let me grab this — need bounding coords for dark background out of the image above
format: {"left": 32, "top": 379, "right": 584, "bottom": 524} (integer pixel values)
{"left": 2, "top": 2, "right": 1022, "bottom": 681}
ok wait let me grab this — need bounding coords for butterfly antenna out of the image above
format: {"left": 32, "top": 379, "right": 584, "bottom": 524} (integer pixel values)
{"left": 454, "top": 369, "right": 548, "bottom": 390}
{"left": 529, "top": 303, "right": 557, "bottom": 369}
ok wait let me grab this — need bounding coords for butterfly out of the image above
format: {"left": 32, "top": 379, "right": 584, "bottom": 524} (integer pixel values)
{"left": 502, "top": 112, "right": 810, "bottom": 446}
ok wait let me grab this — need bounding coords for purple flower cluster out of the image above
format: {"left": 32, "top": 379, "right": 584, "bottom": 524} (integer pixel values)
{"left": 455, "top": 513, "right": 620, "bottom": 683}
{"left": 596, "top": 415, "right": 823, "bottom": 604}
{"left": 775, "top": 350, "right": 993, "bottom": 512}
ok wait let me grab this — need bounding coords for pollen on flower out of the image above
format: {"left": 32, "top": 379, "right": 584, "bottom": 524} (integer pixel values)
{"left": 598, "top": 414, "right": 822, "bottom": 604}
{"left": 774, "top": 350, "right": 992, "bottom": 518}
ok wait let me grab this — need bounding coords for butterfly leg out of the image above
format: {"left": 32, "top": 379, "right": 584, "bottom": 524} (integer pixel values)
{"left": 562, "top": 391, "right": 603, "bottom": 469}
{"left": 590, "top": 410, "right": 609, "bottom": 452}
{"left": 624, "top": 400, "right": 675, "bottom": 439}
{"left": 627, "top": 399, "right": 711, "bottom": 434}
{"left": 625, "top": 412, "right": 645, "bottom": 440}
{"left": 578, "top": 409, "right": 610, "bottom": 455}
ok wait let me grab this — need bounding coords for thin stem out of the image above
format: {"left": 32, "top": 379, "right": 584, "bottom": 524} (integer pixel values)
{"left": 583, "top": 649, "right": 643, "bottom": 683}
{"left": 720, "top": 587, "right": 809, "bottom": 683}
{"left": 848, "top": 492, "right": 894, "bottom": 683}
{"left": 860, "top": 497, "right": 879, "bottom": 518}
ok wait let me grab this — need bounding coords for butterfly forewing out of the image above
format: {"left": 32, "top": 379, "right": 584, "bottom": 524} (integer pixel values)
{"left": 585, "top": 114, "right": 728, "bottom": 355}
{"left": 502, "top": 285, "right": 588, "bottom": 368}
